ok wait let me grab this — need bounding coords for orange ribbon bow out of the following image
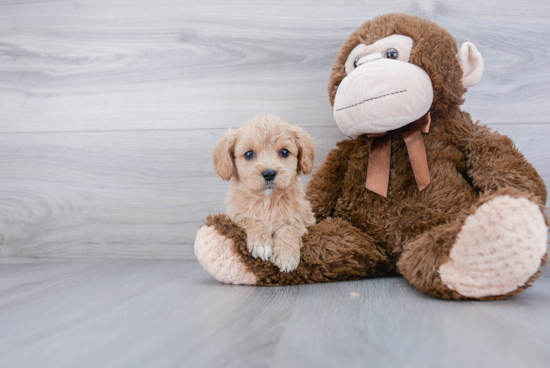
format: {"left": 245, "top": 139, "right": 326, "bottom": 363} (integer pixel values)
{"left": 366, "top": 112, "right": 431, "bottom": 197}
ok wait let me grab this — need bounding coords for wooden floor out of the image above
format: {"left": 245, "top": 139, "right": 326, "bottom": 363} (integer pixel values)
{"left": 0, "top": 258, "right": 549, "bottom": 368}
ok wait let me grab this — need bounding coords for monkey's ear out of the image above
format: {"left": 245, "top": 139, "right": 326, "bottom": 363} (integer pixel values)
{"left": 457, "top": 42, "right": 484, "bottom": 88}
{"left": 293, "top": 126, "right": 315, "bottom": 175}
{"left": 213, "top": 129, "right": 237, "bottom": 181}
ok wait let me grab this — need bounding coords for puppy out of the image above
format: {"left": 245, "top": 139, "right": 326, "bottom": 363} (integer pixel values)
{"left": 213, "top": 114, "right": 316, "bottom": 272}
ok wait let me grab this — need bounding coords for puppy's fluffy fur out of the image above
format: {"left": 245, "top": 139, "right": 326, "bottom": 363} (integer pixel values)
{"left": 213, "top": 114, "right": 316, "bottom": 272}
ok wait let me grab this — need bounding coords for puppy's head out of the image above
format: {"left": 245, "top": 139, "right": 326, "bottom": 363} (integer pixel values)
{"left": 213, "top": 114, "right": 315, "bottom": 195}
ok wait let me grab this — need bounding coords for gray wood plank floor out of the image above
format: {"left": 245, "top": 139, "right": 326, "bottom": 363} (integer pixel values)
{"left": 1, "top": 0, "right": 550, "bottom": 259}
{"left": 0, "top": 259, "right": 549, "bottom": 368}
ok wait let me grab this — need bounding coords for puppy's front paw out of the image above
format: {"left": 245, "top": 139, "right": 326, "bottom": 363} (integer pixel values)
{"left": 271, "top": 238, "right": 300, "bottom": 273}
{"left": 246, "top": 231, "right": 273, "bottom": 261}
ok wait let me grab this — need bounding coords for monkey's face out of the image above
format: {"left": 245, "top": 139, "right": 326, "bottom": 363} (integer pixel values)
{"left": 333, "top": 35, "right": 433, "bottom": 136}
{"left": 331, "top": 15, "right": 485, "bottom": 138}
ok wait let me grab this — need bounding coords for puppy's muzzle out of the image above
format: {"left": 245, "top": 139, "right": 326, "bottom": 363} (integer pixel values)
{"left": 261, "top": 169, "right": 277, "bottom": 182}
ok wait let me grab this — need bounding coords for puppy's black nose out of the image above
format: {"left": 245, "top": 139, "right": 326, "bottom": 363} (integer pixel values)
{"left": 261, "top": 169, "right": 277, "bottom": 182}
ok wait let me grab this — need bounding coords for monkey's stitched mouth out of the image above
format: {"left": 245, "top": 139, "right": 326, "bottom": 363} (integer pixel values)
{"left": 335, "top": 90, "right": 407, "bottom": 112}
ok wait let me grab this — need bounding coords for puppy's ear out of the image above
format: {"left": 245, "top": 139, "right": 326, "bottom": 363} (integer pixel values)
{"left": 213, "top": 129, "right": 237, "bottom": 181}
{"left": 293, "top": 126, "right": 315, "bottom": 175}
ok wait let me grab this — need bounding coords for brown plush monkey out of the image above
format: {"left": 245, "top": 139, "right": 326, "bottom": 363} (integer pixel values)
{"left": 195, "top": 13, "right": 548, "bottom": 300}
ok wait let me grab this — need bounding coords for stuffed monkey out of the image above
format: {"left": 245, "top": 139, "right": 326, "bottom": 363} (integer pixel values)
{"left": 195, "top": 13, "right": 548, "bottom": 300}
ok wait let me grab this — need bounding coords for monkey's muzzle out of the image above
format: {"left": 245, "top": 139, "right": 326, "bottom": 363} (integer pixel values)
{"left": 333, "top": 55, "right": 433, "bottom": 137}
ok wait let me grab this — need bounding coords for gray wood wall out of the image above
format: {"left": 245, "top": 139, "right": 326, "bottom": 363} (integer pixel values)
{"left": 1, "top": 0, "right": 549, "bottom": 259}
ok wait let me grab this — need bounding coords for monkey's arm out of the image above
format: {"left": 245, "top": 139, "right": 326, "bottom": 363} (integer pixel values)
{"left": 460, "top": 120, "right": 547, "bottom": 202}
{"left": 306, "top": 139, "right": 355, "bottom": 221}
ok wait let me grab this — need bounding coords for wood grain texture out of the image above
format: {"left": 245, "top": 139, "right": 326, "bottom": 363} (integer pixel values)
{"left": 0, "top": 127, "right": 346, "bottom": 258}
{"left": 0, "top": 124, "right": 548, "bottom": 259}
{"left": 0, "top": 0, "right": 549, "bottom": 258}
{"left": 0, "top": 0, "right": 549, "bottom": 133}
{"left": 0, "top": 259, "right": 549, "bottom": 368}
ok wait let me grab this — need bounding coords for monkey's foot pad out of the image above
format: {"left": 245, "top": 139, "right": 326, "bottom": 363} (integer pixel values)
{"left": 439, "top": 195, "right": 548, "bottom": 298}
{"left": 195, "top": 225, "right": 257, "bottom": 285}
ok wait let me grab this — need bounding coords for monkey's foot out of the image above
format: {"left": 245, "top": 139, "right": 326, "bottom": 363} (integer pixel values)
{"left": 439, "top": 195, "right": 548, "bottom": 298}
{"left": 195, "top": 226, "right": 257, "bottom": 285}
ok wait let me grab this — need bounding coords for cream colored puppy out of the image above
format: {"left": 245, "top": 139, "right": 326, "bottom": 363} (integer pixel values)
{"left": 213, "top": 114, "right": 316, "bottom": 272}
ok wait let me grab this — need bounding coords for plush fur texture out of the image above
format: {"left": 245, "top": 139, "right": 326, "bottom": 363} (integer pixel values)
{"left": 438, "top": 195, "right": 548, "bottom": 298}
{"left": 328, "top": 13, "right": 465, "bottom": 117}
{"left": 212, "top": 115, "right": 316, "bottom": 272}
{"left": 334, "top": 34, "right": 434, "bottom": 136}
{"left": 195, "top": 13, "right": 549, "bottom": 300}
{"left": 195, "top": 226, "right": 257, "bottom": 285}
{"left": 201, "top": 214, "right": 393, "bottom": 285}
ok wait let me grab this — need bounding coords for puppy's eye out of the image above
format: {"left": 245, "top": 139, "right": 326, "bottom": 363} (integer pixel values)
{"left": 279, "top": 149, "right": 289, "bottom": 158}
{"left": 353, "top": 58, "right": 360, "bottom": 68}
{"left": 385, "top": 48, "right": 399, "bottom": 60}
{"left": 244, "top": 151, "right": 255, "bottom": 160}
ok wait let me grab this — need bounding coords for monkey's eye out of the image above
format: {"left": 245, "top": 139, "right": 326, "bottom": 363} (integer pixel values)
{"left": 279, "top": 149, "right": 289, "bottom": 158}
{"left": 244, "top": 151, "right": 255, "bottom": 160}
{"left": 353, "top": 58, "right": 360, "bottom": 68}
{"left": 385, "top": 48, "right": 399, "bottom": 60}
